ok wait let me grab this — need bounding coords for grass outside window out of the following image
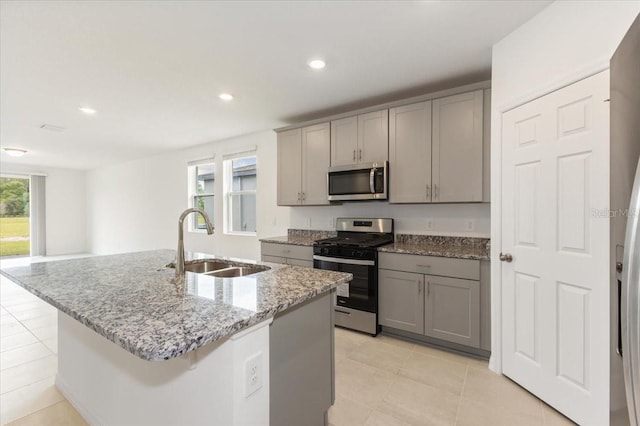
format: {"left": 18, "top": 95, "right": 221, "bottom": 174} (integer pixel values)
{"left": 0, "top": 217, "right": 30, "bottom": 257}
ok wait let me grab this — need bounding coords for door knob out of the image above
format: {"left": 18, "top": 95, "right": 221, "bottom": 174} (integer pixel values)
{"left": 499, "top": 252, "right": 513, "bottom": 262}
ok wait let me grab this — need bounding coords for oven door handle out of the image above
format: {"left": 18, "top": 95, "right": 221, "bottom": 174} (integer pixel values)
{"left": 313, "top": 255, "right": 375, "bottom": 266}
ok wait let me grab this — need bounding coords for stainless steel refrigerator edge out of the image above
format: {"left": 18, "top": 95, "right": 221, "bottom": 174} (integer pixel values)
{"left": 623, "top": 159, "right": 640, "bottom": 426}
{"left": 613, "top": 12, "right": 640, "bottom": 426}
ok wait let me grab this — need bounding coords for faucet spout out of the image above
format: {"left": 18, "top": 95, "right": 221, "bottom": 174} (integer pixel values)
{"left": 176, "top": 208, "right": 214, "bottom": 277}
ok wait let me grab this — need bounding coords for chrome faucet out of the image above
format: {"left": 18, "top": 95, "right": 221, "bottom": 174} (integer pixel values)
{"left": 176, "top": 208, "right": 214, "bottom": 277}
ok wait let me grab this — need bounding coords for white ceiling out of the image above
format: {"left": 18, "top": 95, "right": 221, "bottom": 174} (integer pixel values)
{"left": 0, "top": 1, "right": 551, "bottom": 171}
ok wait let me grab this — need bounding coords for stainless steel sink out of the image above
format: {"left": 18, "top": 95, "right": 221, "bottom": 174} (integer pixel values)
{"left": 168, "top": 259, "right": 270, "bottom": 277}
{"left": 183, "top": 260, "right": 231, "bottom": 274}
{"left": 205, "top": 266, "right": 270, "bottom": 278}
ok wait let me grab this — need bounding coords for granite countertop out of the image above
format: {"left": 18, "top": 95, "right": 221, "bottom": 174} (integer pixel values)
{"left": 260, "top": 229, "right": 337, "bottom": 246}
{"left": 259, "top": 235, "right": 315, "bottom": 246}
{"left": 378, "top": 235, "right": 490, "bottom": 260}
{"left": 261, "top": 229, "right": 490, "bottom": 260}
{"left": 0, "top": 249, "right": 351, "bottom": 361}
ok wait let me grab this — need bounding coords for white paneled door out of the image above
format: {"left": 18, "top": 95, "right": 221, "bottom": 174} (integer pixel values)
{"left": 501, "top": 71, "right": 610, "bottom": 426}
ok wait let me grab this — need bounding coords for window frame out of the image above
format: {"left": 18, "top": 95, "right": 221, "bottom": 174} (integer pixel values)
{"left": 223, "top": 154, "right": 257, "bottom": 236}
{"left": 187, "top": 160, "right": 215, "bottom": 233}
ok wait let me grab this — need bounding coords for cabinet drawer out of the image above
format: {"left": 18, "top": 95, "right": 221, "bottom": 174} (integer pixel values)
{"left": 378, "top": 252, "right": 479, "bottom": 280}
{"left": 287, "top": 258, "right": 313, "bottom": 268}
{"left": 261, "top": 243, "right": 313, "bottom": 261}
{"left": 262, "top": 255, "right": 286, "bottom": 265}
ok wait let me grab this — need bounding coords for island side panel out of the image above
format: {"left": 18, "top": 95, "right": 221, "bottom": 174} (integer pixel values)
{"left": 56, "top": 312, "right": 270, "bottom": 426}
{"left": 270, "top": 291, "right": 335, "bottom": 426}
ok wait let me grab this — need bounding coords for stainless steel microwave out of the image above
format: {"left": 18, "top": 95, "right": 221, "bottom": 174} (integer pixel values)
{"left": 327, "top": 162, "right": 388, "bottom": 201}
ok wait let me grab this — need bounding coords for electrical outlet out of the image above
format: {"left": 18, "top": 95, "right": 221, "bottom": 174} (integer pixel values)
{"left": 245, "top": 352, "right": 263, "bottom": 397}
{"left": 464, "top": 219, "right": 475, "bottom": 231}
{"left": 425, "top": 219, "right": 434, "bottom": 230}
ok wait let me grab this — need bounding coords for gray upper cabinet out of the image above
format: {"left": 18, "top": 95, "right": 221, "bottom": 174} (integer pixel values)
{"left": 277, "top": 123, "right": 330, "bottom": 206}
{"left": 330, "top": 116, "right": 358, "bottom": 167}
{"left": 331, "top": 110, "right": 388, "bottom": 167}
{"left": 302, "top": 123, "right": 331, "bottom": 205}
{"left": 424, "top": 275, "right": 480, "bottom": 347}
{"left": 432, "top": 90, "right": 484, "bottom": 202}
{"left": 389, "top": 101, "right": 432, "bottom": 203}
{"left": 277, "top": 128, "right": 303, "bottom": 206}
{"left": 389, "top": 90, "right": 485, "bottom": 204}
{"left": 378, "top": 269, "right": 425, "bottom": 334}
{"left": 358, "top": 110, "right": 389, "bottom": 164}
{"left": 277, "top": 85, "right": 489, "bottom": 206}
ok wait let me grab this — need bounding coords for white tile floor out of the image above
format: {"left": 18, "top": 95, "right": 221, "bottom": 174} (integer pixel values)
{"left": 1, "top": 271, "right": 575, "bottom": 426}
{"left": 0, "top": 274, "right": 86, "bottom": 426}
{"left": 328, "top": 326, "right": 576, "bottom": 426}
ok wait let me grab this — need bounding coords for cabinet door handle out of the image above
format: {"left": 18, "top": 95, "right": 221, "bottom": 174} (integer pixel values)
{"left": 297, "top": 192, "right": 301, "bottom": 201}
{"left": 359, "top": 149, "right": 362, "bottom": 161}
{"left": 353, "top": 150, "right": 356, "bottom": 161}
{"left": 426, "top": 185, "right": 431, "bottom": 200}
{"left": 427, "top": 281, "right": 430, "bottom": 297}
{"left": 301, "top": 192, "right": 306, "bottom": 201}
{"left": 434, "top": 184, "right": 439, "bottom": 200}
{"left": 418, "top": 280, "right": 422, "bottom": 294}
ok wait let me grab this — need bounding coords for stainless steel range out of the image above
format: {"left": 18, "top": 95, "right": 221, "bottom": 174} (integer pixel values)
{"left": 313, "top": 218, "right": 394, "bottom": 336}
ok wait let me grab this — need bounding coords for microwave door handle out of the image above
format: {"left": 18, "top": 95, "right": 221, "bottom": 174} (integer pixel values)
{"left": 370, "top": 168, "right": 376, "bottom": 193}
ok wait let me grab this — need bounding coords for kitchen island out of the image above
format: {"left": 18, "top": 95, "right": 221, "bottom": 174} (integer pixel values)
{"left": 0, "top": 249, "right": 351, "bottom": 426}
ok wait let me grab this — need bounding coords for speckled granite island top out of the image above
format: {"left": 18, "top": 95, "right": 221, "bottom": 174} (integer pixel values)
{"left": 0, "top": 249, "right": 351, "bottom": 361}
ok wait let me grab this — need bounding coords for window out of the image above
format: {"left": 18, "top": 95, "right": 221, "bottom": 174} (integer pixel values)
{"left": 188, "top": 161, "right": 215, "bottom": 231}
{"left": 223, "top": 155, "right": 257, "bottom": 234}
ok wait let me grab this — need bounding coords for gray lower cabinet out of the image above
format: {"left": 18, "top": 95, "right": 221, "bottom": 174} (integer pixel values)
{"left": 378, "top": 252, "right": 486, "bottom": 352}
{"left": 424, "top": 275, "right": 480, "bottom": 347}
{"left": 378, "top": 269, "right": 425, "bottom": 334}
{"left": 270, "top": 292, "right": 334, "bottom": 426}
{"left": 261, "top": 242, "right": 313, "bottom": 268}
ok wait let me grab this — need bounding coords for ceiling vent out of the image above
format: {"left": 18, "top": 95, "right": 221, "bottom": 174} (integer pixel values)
{"left": 40, "top": 124, "right": 66, "bottom": 132}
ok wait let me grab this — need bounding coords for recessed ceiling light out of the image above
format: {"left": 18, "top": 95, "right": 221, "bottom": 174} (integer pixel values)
{"left": 79, "top": 106, "right": 97, "bottom": 115}
{"left": 308, "top": 59, "right": 326, "bottom": 70}
{"left": 3, "top": 148, "right": 27, "bottom": 157}
{"left": 219, "top": 93, "right": 234, "bottom": 101}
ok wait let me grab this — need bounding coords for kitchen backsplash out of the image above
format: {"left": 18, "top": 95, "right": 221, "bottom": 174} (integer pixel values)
{"left": 287, "top": 202, "right": 490, "bottom": 238}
